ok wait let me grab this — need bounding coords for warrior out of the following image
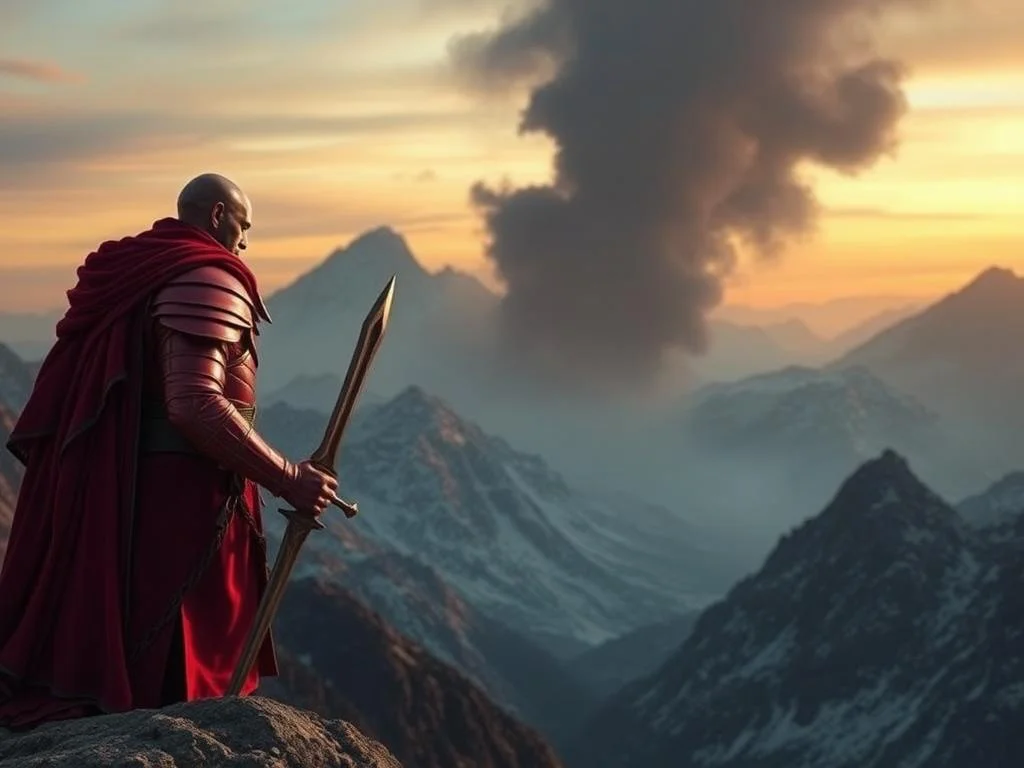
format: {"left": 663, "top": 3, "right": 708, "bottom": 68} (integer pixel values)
{"left": 0, "top": 173, "right": 338, "bottom": 729}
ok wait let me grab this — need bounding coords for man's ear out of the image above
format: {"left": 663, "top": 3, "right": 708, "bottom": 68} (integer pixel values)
{"left": 210, "top": 201, "right": 225, "bottom": 229}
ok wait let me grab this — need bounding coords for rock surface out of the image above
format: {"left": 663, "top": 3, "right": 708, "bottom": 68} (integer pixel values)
{"left": 0, "top": 696, "right": 401, "bottom": 767}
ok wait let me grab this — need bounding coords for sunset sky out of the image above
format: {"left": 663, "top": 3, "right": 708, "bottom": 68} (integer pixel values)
{"left": 0, "top": 0, "right": 1022, "bottom": 314}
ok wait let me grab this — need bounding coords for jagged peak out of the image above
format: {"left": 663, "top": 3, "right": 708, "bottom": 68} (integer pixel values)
{"left": 928, "top": 264, "right": 1024, "bottom": 314}
{"left": 346, "top": 225, "right": 410, "bottom": 252}
{"left": 355, "top": 385, "right": 483, "bottom": 448}
{"left": 963, "top": 265, "right": 1019, "bottom": 290}
{"left": 758, "top": 450, "right": 953, "bottom": 562}
{"left": 350, "top": 385, "right": 572, "bottom": 496}
{"left": 386, "top": 384, "right": 451, "bottom": 415}
{"left": 269, "top": 226, "right": 426, "bottom": 306}
{"left": 323, "top": 226, "right": 424, "bottom": 274}
{"left": 820, "top": 448, "right": 946, "bottom": 518}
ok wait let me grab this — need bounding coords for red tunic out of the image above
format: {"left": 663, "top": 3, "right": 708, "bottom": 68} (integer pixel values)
{"left": 127, "top": 294, "right": 277, "bottom": 707}
{"left": 0, "top": 218, "right": 284, "bottom": 729}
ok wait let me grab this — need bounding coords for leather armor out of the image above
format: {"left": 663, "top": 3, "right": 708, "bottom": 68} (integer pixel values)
{"left": 140, "top": 266, "right": 298, "bottom": 497}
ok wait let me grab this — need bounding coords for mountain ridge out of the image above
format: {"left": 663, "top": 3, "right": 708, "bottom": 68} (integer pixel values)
{"left": 827, "top": 265, "right": 1024, "bottom": 476}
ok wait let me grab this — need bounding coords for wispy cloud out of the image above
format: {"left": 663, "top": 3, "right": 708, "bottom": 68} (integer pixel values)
{"left": 825, "top": 206, "right": 988, "bottom": 222}
{"left": 109, "top": 0, "right": 349, "bottom": 48}
{"left": 0, "top": 58, "right": 83, "bottom": 84}
{"left": 0, "top": 102, "right": 492, "bottom": 190}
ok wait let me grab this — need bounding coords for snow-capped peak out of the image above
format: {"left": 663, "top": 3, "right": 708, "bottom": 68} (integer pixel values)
{"left": 323, "top": 226, "right": 423, "bottom": 275}
{"left": 281, "top": 386, "right": 724, "bottom": 653}
{"left": 570, "top": 454, "right": 997, "bottom": 768}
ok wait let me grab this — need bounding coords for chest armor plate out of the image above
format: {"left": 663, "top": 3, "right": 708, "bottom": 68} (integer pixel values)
{"left": 140, "top": 325, "right": 260, "bottom": 455}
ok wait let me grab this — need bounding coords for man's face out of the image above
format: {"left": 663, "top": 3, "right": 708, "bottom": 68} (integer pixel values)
{"left": 210, "top": 196, "right": 252, "bottom": 255}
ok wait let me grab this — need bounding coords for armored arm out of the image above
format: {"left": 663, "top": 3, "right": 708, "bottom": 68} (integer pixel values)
{"left": 152, "top": 266, "right": 298, "bottom": 497}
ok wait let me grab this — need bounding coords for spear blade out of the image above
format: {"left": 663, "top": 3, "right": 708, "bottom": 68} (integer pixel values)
{"left": 226, "top": 274, "right": 396, "bottom": 696}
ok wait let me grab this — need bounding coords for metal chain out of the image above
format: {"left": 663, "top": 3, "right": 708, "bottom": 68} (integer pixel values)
{"left": 126, "top": 477, "right": 267, "bottom": 665}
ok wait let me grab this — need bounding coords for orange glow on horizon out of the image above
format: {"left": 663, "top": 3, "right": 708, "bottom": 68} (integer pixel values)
{"left": 1, "top": 2, "right": 1023, "bottom": 314}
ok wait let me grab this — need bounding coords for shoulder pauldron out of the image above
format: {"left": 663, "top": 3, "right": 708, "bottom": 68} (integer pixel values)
{"left": 152, "top": 266, "right": 257, "bottom": 344}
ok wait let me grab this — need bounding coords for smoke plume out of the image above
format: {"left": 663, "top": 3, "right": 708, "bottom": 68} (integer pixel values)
{"left": 453, "top": 0, "right": 918, "bottom": 391}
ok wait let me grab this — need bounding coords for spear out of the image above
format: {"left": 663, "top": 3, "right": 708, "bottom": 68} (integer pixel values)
{"left": 227, "top": 274, "right": 396, "bottom": 695}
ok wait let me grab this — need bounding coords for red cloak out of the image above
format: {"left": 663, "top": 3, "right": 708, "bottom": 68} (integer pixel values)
{"left": 0, "top": 218, "right": 276, "bottom": 728}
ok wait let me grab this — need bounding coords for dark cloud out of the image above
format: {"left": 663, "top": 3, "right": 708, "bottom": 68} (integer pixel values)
{"left": 454, "top": 0, "right": 924, "bottom": 393}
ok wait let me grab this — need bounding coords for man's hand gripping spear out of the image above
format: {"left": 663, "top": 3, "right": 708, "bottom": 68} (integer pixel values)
{"left": 226, "top": 275, "right": 397, "bottom": 695}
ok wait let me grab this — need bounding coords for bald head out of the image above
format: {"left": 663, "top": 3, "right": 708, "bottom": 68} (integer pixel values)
{"left": 176, "top": 173, "right": 252, "bottom": 256}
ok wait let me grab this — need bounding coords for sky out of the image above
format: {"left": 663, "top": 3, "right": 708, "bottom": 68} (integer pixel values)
{"left": 0, "top": 0, "right": 1022, "bottom": 314}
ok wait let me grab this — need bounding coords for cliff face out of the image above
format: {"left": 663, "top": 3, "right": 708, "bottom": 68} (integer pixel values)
{"left": 264, "top": 577, "right": 566, "bottom": 768}
{"left": 0, "top": 696, "right": 401, "bottom": 767}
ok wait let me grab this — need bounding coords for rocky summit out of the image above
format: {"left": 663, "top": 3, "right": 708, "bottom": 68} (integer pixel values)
{"left": 0, "top": 696, "right": 401, "bottom": 768}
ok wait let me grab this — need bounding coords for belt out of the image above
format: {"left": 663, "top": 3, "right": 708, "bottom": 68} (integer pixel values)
{"left": 139, "top": 400, "right": 256, "bottom": 455}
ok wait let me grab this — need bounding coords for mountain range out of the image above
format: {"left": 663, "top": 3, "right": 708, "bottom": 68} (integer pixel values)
{"left": 3, "top": 234, "right": 1019, "bottom": 625}
{"left": 715, "top": 296, "right": 923, "bottom": 340}
{"left": 248, "top": 233, "right": 1019, "bottom": 539}
{"left": 569, "top": 450, "right": 1024, "bottom": 767}
{"left": 5, "top": 228, "right": 1013, "bottom": 528}
{"left": 257, "top": 386, "right": 736, "bottom": 656}
{"left": 698, "top": 306, "right": 921, "bottom": 379}
{"left": 0, "top": 229, "right": 914, "bottom": 389}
